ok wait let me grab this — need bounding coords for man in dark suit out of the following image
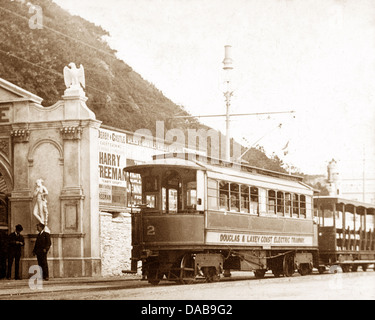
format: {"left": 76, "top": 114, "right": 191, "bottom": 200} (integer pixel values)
{"left": 7, "top": 224, "right": 24, "bottom": 280}
{"left": 32, "top": 223, "right": 51, "bottom": 280}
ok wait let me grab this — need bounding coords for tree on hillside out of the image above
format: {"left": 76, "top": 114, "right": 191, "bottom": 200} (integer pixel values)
{"left": 0, "top": 0, "right": 290, "bottom": 173}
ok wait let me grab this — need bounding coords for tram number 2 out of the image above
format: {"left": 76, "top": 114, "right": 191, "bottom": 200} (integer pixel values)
{"left": 147, "top": 225, "right": 155, "bottom": 236}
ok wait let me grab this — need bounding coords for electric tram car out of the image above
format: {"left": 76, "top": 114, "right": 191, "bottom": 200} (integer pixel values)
{"left": 314, "top": 196, "right": 375, "bottom": 273}
{"left": 125, "top": 153, "right": 375, "bottom": 285}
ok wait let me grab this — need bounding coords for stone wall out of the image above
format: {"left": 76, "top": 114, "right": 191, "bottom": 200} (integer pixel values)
{"left": 99, "top": 212, "right": 132, "bottom": 276}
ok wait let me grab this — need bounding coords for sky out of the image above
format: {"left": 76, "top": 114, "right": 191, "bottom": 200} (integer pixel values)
{"left": 53, "top": 0, "right": 375, "bottom": 178}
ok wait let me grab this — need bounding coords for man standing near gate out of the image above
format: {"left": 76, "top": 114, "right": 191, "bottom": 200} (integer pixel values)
{"left": 7, "top": 224, "right": 24, "bottom": 280}
{"left": 32, "top": 223, "right": 51, "bottom": 281}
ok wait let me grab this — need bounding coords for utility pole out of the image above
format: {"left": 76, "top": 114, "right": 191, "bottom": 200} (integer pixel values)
{"left": 363, "top": 145, "right": 366, "bottom": 202}
{"left": 170, "top": 45, "right": 295, "bottom": 163}
{"left": 222, "top": 45, "right": 234, "bottom": 162}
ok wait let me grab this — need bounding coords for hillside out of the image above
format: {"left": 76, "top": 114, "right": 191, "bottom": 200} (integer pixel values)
{"left": 0, "top": 0, "right": 291, "bottom": 174}
{"left": 0, "top": 0, "right": 192, "bottom": 133}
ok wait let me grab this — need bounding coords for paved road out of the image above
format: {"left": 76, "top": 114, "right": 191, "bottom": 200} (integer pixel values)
{"left": 77, "top": 272, "right": 375, "bottom": 300}
{"left": 3, "top": 270, "right": 374, "bottom": 300}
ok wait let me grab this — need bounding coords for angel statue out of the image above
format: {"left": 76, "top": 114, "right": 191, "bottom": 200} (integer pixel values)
{"left": 63, "top": 62, "right": 85, "bottom": 90}
{"left": 33, "top": 179, "right": 50, "bottom": 233}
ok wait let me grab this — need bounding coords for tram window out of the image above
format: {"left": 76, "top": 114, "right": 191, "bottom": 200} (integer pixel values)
{"left": 186, "top": 181, "right": 197, "bottom": 209}
{"left": 313, "top": 206, "right": 318, "bottom": 218}
{"left": 219, "top": 182, "right": 229, "bottom": 211}
{"left": 207, "top": 179, "right": 219, "bottom": 210}
{"left": 162, "top": 187, "right": 167, "bottom": 212}
{"left": 168, "top": 189, "right": 178, "bottom": 213}
{"left": 230, "top": 184, "right": 240, "bottom": 212}
{"left": 335, "top": 206, "right": 343, "bottom": 229}
{"left": 292, "top": 194, "right": 299, "bottom": 217}
{"left": 277, "top": 191, "right": 284, "bottom": 215}
{"left": 250, "top": 187, "right": 259, "bottom": 215}
{"left": 161, "top": 170, "right": 181, "bottom": 214}
{"left": 366, "top": 214, "right": 374, "bottom": 231}
{"left": 285, "top": 193, "right": 291, "bottom": 217}
{"left": 345, "top": 210, "right": 354, "bottom": 229}
{"left": 324, "top": 209, "right": 334, "bottom": 227}
{"left": 300, "top": 195, "right": 306, "bottom": 218}
{"left": 354, "top": 212, "right": 361, "bottom": 231}
{"left": 316, "top": 207, "right": 323, "bottom": 225}
{"left": 268, "top": 190, "right": 276, "bottom": 214}
{"left": 241, "top": 186, "right": 250, "bottom": 213}
{"left": 146, "top": 194, "right": 157, "bottom": 209}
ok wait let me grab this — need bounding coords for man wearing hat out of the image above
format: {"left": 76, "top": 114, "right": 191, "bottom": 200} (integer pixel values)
{"left": 32, "top": 223, "right": 51, "bottom": 280}
{"left": 7, "top": 224, "right": 24, "bottom": 280}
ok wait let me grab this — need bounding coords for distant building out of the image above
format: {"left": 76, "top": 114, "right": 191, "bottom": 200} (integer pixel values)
{"left": 327, "top": 159, "right": 341, "bottom": 196}
{"left": 325, "top": 158, "right": 375, "bottom": 204}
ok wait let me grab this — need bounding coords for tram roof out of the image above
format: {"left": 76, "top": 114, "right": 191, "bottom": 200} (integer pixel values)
{"left": 123, "top": 156, "right": 206, "bottom": 173}
{"left": 154, "top": 152, "right": 304, "bottom": 181}
{"left": 123, "top": 153, "right": 315, "bottom": 193}
{"left": 125, "top": 152, "right": 306, "bottom": 181}
{"left": 313, "top": 196, "right": 375, "bottom": 209}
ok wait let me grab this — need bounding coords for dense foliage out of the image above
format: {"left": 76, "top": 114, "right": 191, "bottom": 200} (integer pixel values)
{"left": 0, "top": 0, "right": 303, "bottom": 175}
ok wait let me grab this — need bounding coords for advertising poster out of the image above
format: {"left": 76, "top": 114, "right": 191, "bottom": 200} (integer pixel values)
{"left": 98, "top": 128, "right": 127, "bottom": 208}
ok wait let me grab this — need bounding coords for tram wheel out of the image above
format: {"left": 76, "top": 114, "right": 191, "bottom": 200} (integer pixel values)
{"left": 298, "top": 263, "right": 312, "bottom": 276}
{"left": 254, "top": 269, "right": 266, "bottom": 279}
{"left": 361, "top": 264, "right": 369, "bottom": 272}
{"left": 179, "top": 254, "right": 196, "bottom": 284}
{"left": 329, "top": 265, "right": 342, "bottom": 274}
{"left": 283, "top": 254, "right": 295, "bottom": 277}
{"left": 351, "top": 265, "right": 358, "bottom": 272}
{"left": 272, "top": 269, "right": 282, "bottom": 278}
{"left": 341, "top": 265, "right": 351, "bottom": 273}
{"left": 202, "top": 267, "right": 219, "bottom": 283}
{"left": 318, "top": 266, "right": 326, "bottom": 274}
{"left": 223, "top": 269, "right": 232, "bottom": 278}
{"left": 147, "top": 269, "right": 162, "bottom": 285}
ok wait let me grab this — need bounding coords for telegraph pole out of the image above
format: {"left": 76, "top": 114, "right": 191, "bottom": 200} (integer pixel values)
{"left": 170, "top": 45, "right": 295, "bottom": 162}
{"left": 222, "top": 45, "right": 234, "bottom": 161}
{"left": 363, "top": 145, "right": 366, "bottom": 202}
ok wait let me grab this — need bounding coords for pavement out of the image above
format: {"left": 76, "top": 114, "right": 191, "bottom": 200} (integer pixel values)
{"left": 0, "top": 274, "right": 142, "bottom": 299}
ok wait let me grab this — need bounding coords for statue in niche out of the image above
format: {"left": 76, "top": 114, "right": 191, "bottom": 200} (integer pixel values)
{"left": 33, "top": 179, "right": 50, "bottom": 233}
{"left": 63, "top": 62, "right": 85, "bottom": 90}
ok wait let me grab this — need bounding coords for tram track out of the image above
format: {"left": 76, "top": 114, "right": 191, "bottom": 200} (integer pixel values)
{"left": 2, "top": 268, "right": 374, "bottom": 300}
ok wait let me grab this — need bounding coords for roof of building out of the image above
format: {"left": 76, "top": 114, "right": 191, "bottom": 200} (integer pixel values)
{"left": 0, "top": 77, "right": 43, "bottom": 104}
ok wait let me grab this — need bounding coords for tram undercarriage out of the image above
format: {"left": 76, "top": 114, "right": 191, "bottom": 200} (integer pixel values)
{"left": 140, "top": 249, "right": 318, "bottom": 285}
{"left": 318, "top": 252, "right": 375, "bottom": 273}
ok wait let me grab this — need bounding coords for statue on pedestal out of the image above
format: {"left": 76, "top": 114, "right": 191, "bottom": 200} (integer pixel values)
{"left": 63, "top": 62, "right": 85, "bottom": 96}
{"left": 33, "top": 179, "right": 50, "bottom": 233}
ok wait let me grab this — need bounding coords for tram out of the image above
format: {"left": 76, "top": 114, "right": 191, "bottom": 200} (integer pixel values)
{"left": 125, "top": 152, "right": 319, "bottom": 284}
{"left": 314, "top": 196, "right": 375, "bottom": 273}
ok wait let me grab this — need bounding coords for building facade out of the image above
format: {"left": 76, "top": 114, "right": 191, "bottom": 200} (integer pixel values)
{"left": 0, "top": 75, "right": 185, "bottom": 278}
{"left": 0, "top": 77, "right": 104, "bottom": 277}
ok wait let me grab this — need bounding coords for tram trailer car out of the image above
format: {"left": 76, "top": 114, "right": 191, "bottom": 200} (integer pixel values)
{"left": 314, "top": 196, "right": 375, "bottom": 273}
{"left": 125, "top": 153, "right": 319, "bottom": 285}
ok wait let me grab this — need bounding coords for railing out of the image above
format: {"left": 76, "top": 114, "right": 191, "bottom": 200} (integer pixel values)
{"left": 336, "top": 227, "right": 374, "bottom": 251}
